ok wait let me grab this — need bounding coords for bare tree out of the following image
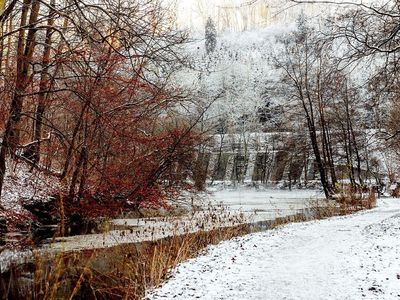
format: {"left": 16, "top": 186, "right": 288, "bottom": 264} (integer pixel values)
{"left": 0, "top": 0, "right": 200, "bottom": 208}
{"left": 274, "top": 16, "right": 336, "bottom": 197}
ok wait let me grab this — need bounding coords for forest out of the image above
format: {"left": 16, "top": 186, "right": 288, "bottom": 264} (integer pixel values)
{"left": 0, "top": 0, "right": 399, "bottom": 299}
{"left": 0, "top": 0, "right": 209, "bottom": 220}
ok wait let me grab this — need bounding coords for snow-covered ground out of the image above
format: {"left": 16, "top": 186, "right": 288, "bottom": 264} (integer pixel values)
{"left": 0, "top": 162, "right": 59, "bottom": 225}
{"left": 147, "top": 198, "right": 400, "bottom": 300}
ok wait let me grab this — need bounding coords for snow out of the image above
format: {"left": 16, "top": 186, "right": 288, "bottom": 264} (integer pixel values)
{"left": 146, "top": 198, "right": 400, "bottom": 300}
{"left": 0, "top": 161, "right": 60, "bottom": 223}
{"left": 0, "top": 188, "right": 325, "bottom": 270}
{"left": 42, "top": 188, "right": 324, "bottom": 251}
{"left": 173, "top": 24, "right": 287, "bottom": 132}
{"left": 210, "top": 188, "right": 325, "bottom": 222}
{"left": 0, "top": 248, "right": 33, "bottom": 273}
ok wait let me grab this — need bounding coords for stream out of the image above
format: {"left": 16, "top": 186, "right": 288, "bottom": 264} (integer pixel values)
{"left": 0, "top": 188, "right": 327, "bottom": 272}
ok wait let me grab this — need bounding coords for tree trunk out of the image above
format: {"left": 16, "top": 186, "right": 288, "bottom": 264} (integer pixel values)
{"left": 28, "top": 0, "right": 56, "bottom": 165}
{"left": 301, "top": 91, "right": 332, "bottom": 198}
{"left": 69, "top": 147, "right": 87, "bottom": 198}
{"left": 308, "top": 120, "right": 331, "bottom": 198}
{"left": 0, "top": 0, "right": 39, "bottom": 200}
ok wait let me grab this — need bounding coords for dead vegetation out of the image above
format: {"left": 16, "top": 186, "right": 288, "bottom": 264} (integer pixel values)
{"left": 2, "top": 224, "right": 251, "bottom": 300}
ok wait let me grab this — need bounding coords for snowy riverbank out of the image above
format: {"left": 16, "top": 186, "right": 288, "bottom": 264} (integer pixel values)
{"left": 147, "top": 198, "right": 400, "bottom": 300}
{"left": 41, "top": 188, "right": 326, "bottom": 252}
{"left": 0, "top": 188, "right": 325, "bottom": 271}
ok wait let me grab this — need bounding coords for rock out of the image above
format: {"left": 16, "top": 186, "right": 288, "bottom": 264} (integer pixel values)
{"left": 22, "top": 197, "right": 59, "bottom": 225}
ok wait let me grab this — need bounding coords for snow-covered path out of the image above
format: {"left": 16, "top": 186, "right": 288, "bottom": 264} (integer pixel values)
{"left": 147, "top": 198, "right": 400, "bottom": 300}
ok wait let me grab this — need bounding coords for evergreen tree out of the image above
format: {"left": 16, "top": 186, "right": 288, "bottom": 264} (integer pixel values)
{"left": 205, "top": 17, "right": 217, "bottom": 55}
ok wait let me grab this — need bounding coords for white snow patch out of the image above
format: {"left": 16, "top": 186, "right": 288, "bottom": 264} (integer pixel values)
{"left": 0, "top": 161, "right": 60, "bottom": 222}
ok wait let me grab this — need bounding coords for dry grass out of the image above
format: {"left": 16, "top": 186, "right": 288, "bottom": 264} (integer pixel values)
{"left": 271, "top": 190, "right": 377, "bottom": 229}
{"left": 2, "top": 223, "right": 252, "bottom": 300}
{"left": 336, "top": 189, "right": 377, "bottom": 212}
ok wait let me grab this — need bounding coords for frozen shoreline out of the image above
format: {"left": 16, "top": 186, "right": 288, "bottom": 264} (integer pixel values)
{"left": 44, "top": 188, "right": 325, "bottom": 252}
{"left": 0, "top": 188, "right": 324, "bottom": 271}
